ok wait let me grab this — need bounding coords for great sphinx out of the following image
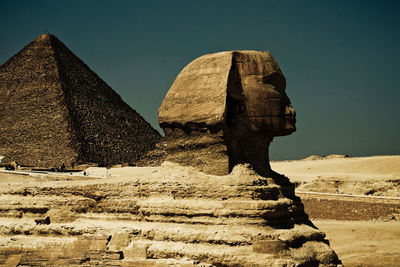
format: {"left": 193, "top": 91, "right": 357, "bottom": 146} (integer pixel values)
{"left": 155, "top": 51, "right": 340, "bottom": 265}
{"left": 159, "top": 50, "right": 296, "bottom": 176}
{"left": 0, "top": 47, "right": 340, "bottom": 266}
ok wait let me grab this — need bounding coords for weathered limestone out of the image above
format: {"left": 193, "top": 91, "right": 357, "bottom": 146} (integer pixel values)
{"left": 158, "top": 51, "right": 296, "bottom": 176}
{"left": 0, "top": 34, "right": 161, "bottom": 168}
{"left": 0, "top": 165, "right": 340, "bottom": 266}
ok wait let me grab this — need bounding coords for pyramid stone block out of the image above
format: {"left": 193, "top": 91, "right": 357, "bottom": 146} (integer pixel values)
{"left": 0, "top": 34, "right": 160, "bottom": 168}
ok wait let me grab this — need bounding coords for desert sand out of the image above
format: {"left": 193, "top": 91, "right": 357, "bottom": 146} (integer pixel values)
{"left": 271, "top": 155, "right": 400, "bottom": 197}
{"left": 271, "top": 155, "right": 400, "bottom": 266}
{"left": 314, "top": 219, "right": 400, "bottom": 267}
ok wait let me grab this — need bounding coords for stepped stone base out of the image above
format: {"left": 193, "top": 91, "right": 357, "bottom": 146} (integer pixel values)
{"left": 0, "top": 164, "right": 340, "bottom": 266}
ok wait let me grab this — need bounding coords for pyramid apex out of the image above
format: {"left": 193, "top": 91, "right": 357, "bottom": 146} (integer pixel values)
{"left": 34, "top": 33, "right": 55, "bottom": 42}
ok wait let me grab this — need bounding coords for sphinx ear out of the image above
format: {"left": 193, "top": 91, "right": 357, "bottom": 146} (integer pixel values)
{"left": 226, "top": 95, "right": 246, "bottom": 128}
{"left": 228, "top": 95, "right": 246, "bottom": 114}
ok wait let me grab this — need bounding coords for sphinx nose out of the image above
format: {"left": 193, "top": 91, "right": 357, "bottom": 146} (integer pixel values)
{"left": 285, "top": 105, "right": 296, "bottom": 117}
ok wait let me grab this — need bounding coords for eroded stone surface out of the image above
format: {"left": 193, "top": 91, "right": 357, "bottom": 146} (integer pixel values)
{"left": 157, "top": 51, "right": 296, "bottom": 176}
{"left": 0, "top": 165, "right": 340, "bottom": 266}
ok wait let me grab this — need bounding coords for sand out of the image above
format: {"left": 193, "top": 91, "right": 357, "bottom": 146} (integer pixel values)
{"left": 271, "top": 155, "right": 400, "bottom": 180}
{"left": 271, "top": 155, "right": 400, "bottom": 266}
{"left": 314, "top": 220, "right": 400, "bottom": 267}
{"left": 271, "top": 155, "right": 400, "bottom": 197}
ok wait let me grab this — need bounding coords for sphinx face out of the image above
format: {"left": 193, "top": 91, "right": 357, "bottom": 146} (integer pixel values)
{"left": 242, "top": 72, "right": 296, "bottom": 136}
{"left": 226, "top": 52, "right": 296, "bottom": 138}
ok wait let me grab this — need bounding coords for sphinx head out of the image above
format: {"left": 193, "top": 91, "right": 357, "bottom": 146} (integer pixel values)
{"left": 158, "top": 50, "right": 296, "bottom": 176}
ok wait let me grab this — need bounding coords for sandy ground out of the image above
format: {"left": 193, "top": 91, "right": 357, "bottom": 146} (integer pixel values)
{"left": 271, "top": 155, "right": 400, "bottom": 266}
{"left": 271, "top": 155, "right": 400, "bottom": 181}
{"left": 271, "top": 155, "right": 400, "bottom": 197}
{"left": 314, "top": 220, "right": 400, "bottom": 267}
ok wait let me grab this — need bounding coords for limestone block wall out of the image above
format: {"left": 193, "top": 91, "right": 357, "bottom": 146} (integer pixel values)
{"left": 0, "top": 35, "right": 78, "bottom": 167}
{"left": 0, "top": 165, "right": 340, "bottom": 266}
{"left": 0, "top": 34, "right": 161, "bottom": 168}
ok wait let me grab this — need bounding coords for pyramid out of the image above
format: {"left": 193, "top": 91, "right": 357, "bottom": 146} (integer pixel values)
{"left": 0, "top": 34, "right": 161, "bottom": 168}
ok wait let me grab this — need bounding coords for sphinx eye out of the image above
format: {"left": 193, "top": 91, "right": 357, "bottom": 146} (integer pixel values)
{"left": 262, "top": 73, "right": 286, "bottom": 91}
{"left": 238, "top": 103, "right": 245, "bottom": 114}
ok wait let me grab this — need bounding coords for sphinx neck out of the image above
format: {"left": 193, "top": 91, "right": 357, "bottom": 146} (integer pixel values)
{"left": 227, "top": 134, "right": 273, "bottom": 177}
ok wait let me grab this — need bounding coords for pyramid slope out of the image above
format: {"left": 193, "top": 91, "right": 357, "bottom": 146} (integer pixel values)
{"left": 0, "top": 34, "right": 160, "bottom": 167}
{"left": 49, "top": 34, "right": 161, "bottom": 166}
{"left": 0, "top": 34, "right": 78, "bottom": 167}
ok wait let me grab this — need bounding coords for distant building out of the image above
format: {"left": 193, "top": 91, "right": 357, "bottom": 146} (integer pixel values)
{"left": 0, "top": 34, "right": 160, "bottom": 168}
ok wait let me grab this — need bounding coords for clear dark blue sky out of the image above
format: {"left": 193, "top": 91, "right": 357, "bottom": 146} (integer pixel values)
{"left": 1, "top": 0, "right": 399, "bottom": 160}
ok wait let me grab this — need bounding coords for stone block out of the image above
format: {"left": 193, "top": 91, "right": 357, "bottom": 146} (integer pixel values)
{"left": 123, "top": 241, "right": 149, "bottom": 259}
{"left": 107, "top": 232, "right": 131, "bottom": 251}
{"left": 120, "top": 259, "right": 163, "bottom": 267}
{"left": 73, "top": 236, "right": 108, "bottom": 252}
{"left": 253, "top": 240, "right": 287, "bottom": 254}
